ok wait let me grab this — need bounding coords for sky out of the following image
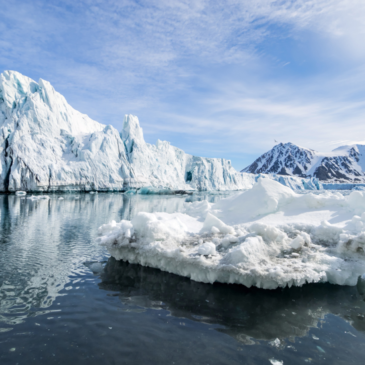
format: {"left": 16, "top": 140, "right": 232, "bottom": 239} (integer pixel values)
{"left": 1, "top": 0, "right": 365, "bottom": 170}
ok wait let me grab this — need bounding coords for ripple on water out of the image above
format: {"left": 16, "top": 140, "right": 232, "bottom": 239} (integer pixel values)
{"left": 1, "top": 193, "right": 365, "bottom": 365}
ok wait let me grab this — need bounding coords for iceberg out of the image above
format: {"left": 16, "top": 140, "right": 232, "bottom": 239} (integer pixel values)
{"left": 99, "top": 178, "right": 365, "bottom": 289}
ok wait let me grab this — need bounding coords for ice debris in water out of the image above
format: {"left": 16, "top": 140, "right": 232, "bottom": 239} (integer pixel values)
{"left": 99, "top": 178, "right": 365, "bottom": 289}
{"left": 15, "top": 191, "right": 26, "bottom": 196}
{"left": 269, "top": 338, "right": 281, "bottom": 347}
{"left": 269, "top": 359, "right": 283, "bottom": 365}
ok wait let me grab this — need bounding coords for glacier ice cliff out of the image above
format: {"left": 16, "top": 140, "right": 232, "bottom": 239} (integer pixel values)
{"left": 0, "top": 71, "right": 131, "bottom": 192}
{"left": 0, "top": 70, "right": 256, "bottom": 193}
{"left": 121, "top": 114, "right": 255, "bottom": 191}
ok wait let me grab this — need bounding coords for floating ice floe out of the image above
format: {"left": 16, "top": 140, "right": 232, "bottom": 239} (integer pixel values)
{"left": 99, "top": 178, "right": 365, "bottom": 289}
{"left": 15, "top": 191, "right": 27, "bottom": 196}
{"left": 269, "top": 359, "right": 283, "bottom": 365}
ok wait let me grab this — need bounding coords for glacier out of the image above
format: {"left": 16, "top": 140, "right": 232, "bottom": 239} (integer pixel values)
{"left": 0, "top": 70, "right": 258, "bottom": 193}
{"left": 99, "top": 178, "right": 365, "bottom": 289}
{"left": 0, "top": 71, "right": 130, "bottom": 192}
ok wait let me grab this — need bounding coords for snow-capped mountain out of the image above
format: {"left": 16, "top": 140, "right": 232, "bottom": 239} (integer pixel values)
{"left": 0, "top": 70, "right": 255, "bottom": 192}
{"left": 242, "top": 142, "right": 365, "bottom": 182}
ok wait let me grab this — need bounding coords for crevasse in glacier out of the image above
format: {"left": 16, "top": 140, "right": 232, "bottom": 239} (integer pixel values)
{"left": 0, "top": 70, "right": 255, "bottom": 192}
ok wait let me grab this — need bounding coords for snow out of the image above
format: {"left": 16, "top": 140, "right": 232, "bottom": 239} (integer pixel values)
{"left": 99, "top": 178, "right": 365, "bottom": 289}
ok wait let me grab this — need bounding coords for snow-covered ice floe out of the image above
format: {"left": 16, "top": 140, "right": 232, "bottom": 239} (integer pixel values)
{"left": 98, "top": 178, "right": 365, "bottom": 289}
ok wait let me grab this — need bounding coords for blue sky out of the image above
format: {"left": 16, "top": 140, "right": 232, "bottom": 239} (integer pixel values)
{"left": 1, "top": 0, "right": 365, "bottom": 170}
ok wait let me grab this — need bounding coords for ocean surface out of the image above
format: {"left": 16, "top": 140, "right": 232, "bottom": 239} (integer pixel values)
{"left": 0, "top": 192, "right": 365, "bottom": 365}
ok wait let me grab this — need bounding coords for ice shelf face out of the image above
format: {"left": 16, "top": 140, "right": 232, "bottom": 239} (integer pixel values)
{"left": 99, "top": 178, "right": 365, "bottom": 289}
{"left": 0, "top": 70, "right": 258, "bottom": 192}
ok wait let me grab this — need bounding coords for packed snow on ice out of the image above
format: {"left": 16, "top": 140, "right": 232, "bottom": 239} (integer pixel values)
{"left": 98, "top": 178, "right": 365, "bottom": 289}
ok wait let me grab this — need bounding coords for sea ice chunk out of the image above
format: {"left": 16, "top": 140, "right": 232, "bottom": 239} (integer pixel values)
{"left": 100, "top": 178, "right": 365, "bottom": 289}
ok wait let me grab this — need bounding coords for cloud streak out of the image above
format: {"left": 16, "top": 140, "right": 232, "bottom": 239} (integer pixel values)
{"left": 1, "top": 0, "right": 365, "bottom": 169}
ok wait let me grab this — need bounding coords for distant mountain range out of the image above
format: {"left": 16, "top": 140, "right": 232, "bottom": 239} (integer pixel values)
{"left": 242, "top": 142, "right": 365, "bottom": 183}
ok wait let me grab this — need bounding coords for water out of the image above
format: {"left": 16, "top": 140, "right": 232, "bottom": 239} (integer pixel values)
{"left": 0, "top": 193, "right": 365, "bottom": 365}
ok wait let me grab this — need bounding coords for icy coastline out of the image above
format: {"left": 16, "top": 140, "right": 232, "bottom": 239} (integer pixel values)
{"left": 0, "top": 70, "right": 331, "bottom": 194}
{"left": 1, "top": 70, "right": 352, "bottom": 194}
{"left": 0, "top": 71, "right": 257, "bottom": 193}
{"left": 99, "top": 178, "right": 365, "bottom": 289}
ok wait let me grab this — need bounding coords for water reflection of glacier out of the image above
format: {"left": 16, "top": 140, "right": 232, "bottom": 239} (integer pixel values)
{"left": 0, "top": 193, "right": 207, "bottom": 327}
{"left": 99, "top": 257, "right": 365, "bottom": 343}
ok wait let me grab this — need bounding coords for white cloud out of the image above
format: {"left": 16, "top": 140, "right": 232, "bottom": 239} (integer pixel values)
{"left": 1, "top": 0, "right": 365, "bottom": 170}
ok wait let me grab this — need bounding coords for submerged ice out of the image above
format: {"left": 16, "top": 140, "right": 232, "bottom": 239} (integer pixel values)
{"left": 99, "top": 178, "right": 365, "bottom": 289}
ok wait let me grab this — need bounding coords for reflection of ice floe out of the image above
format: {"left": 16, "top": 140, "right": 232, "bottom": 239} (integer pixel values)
{"left": 27, "top": 195, "right": 50, "bottom": 201}
{"left": 100, "top": 178, "right": 365, "bottom": 289}
{"left": 99, "top": 258, "right": 365, "bottom": 343}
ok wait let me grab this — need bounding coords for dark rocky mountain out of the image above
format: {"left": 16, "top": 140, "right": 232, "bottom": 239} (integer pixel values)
{"left": 242, "top": 142, "right": 365, "bottom": 183}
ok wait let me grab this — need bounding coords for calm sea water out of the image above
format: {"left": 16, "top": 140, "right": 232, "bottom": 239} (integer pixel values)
{"left": 0, "top": 193, "right": 365, "bottom": 365}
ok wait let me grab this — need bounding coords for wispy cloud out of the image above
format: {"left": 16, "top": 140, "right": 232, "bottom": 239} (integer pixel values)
{"left": 1, "top": 0, "right": 365, "bottom": 169}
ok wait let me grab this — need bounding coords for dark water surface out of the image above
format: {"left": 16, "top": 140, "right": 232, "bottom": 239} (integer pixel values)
{"left": 1, "top": 193, "right": 365, "bottom": 365}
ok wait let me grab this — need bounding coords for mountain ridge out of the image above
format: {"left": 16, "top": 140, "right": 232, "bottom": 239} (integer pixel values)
{"left": 242, "top": 142, "right": 365, "bottom": 183}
